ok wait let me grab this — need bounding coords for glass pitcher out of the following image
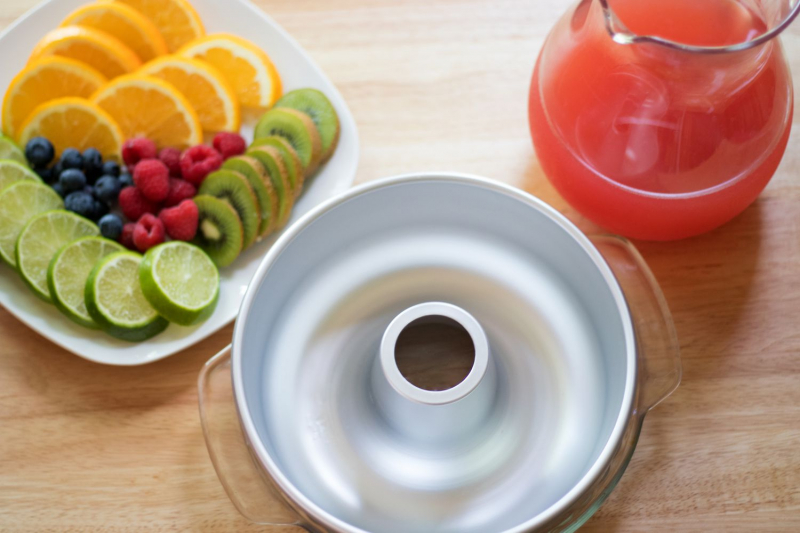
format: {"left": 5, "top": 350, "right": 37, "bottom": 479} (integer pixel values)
{"left": 529, "top": 0, "right": 798, "bottom": 240}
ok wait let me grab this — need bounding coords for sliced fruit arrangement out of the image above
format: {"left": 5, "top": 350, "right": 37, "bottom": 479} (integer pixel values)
{"left": 0, "top": 134, "right": 27, "bottom": 164}
{"left": 246, "top": 146, "right": 293, "bottom": 229}
{"left": 179, "top": 33, "right": 281, "bottom": 109}
{"left": 198, "top": 170, "right": 260, "bottom": 249}
{"left": 140, "top": 241, "right": 219, "bottom": 325}
{"left": 192, "top": 194, "right": 243, "bottom": 268}
{"left": 0, "top": 159, "right": 40, "bottom": 192}
{"left": 18, "top": 98, "right": 123, "bottom": 160}
{"left": 92, "top": 74, "right": 202, "bottom": 149}
{"left": 0, "top": 132, "right": 220, "bottom": 342}
{"left": 0, "top": 0, "right": 345, "bottom": 345}
{"left": 0, "top": 181, "right": 63, "bottom": 267}
{"left": 221, "top": 156, "right": 277, "bottom": 236}
{"left": 254, "top": 106, "right": 323, "bottom": 176}
{"left": 85, "top": 251, "right": 169, "bottom": 341}
{"left": 138, "top": 55, "right": 239, "bottom": 132}
{"left": 274, "top": 88, "right": 341, "bottom": 162}
{"left": 114, "top": 0, "right": 205, "bottom": 53}
{"left": 60, "top": 3, "right": 168, "bottom": 63}
{"left": 250, "top": 136, "right": 303, "bottom": 197}
{"left": 16, "top": 209, "right": 99, "bottom": 302}
{"left": 2, "top": 57, "right": 106, "bottom": 137}
{"left": 29, "top": 26, "right": 142, "bottom": 79}
{"left": 4, "top": 0, "right": 282, "bottom": 159}
{"left": 48, "top": 236, "right": 125, "bottom": 328}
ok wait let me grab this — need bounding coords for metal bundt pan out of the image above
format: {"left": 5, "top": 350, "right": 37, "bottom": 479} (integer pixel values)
{"left": 199, "top": 173, "right": 681, "bottom": 532}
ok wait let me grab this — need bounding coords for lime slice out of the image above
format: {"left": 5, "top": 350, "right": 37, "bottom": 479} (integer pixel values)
{"left": 139, "top": 241, "right": 219, "bottom": 326}
{"left": 16, "top": 210, "right": 98, "bottom": 302}
{"left": 0, "top": 182, "right": 63, "bottom": 268}
{"left": 0, "top": 159, "right": 40, "bottom": 193}
{"left": 85, "top": 251, "right": 169, "bottom": 342}
{"left": 48, "top": 236, "right": 125, "bottom": 328}
{"left": 0, "top": 134, "right": 26, "bottom": 165}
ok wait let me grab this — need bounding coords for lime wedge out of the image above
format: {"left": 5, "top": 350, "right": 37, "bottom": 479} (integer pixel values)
{"left": 85, "top": 251, "right": 169, "bottom": 342}
{"left": 48, "top": 236, "right": 125, "bottom": 328}
{"left": 16, "top": 210, "right": 98, "bottom": 302}
{"left": 0, "top": 134, "right": 26, "bottom": 165}
{"left": 0, "top": 159, "right": 40, "bottom": 193}
{"left": 139, "top": 241, "right": 219, "bottom": 325}
{"left": 0, "top": 182, "right": 63, "bottom": 268}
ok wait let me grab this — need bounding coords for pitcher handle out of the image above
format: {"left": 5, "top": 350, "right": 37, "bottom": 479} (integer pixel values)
{"left": 198, "top": 345, "right": 305, "bottom": 529}
{"left": 589, "top": 235, "right": 682, "bottom": 412}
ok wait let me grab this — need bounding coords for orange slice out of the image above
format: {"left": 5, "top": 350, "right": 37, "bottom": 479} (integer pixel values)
{"left": 17, "top": 97, "right": 123, "bottom": 160}
{"left": 2, "top": 57, "right": 107, "bottom": 137}
{"left": 113, "top": 0, "right": 204, "bottom": 53}
{"left": 29, "top": 26, "right": 141, "bottom": 79}
{"left": 92, "top": 74, "right": 202, "bottom": 149}
{"left": 138, "top": 55, "right": 239, "bottom": 132}
{"left": 179, "top": 33, "right": 281, "bottom": 109}
{"left": 60, "top": 2, "right": 168, "bottom": 62}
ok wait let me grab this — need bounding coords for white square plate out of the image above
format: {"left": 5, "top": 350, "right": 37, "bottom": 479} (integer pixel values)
{"left": 0, "top": 0, "right": 359, "bottom": 365}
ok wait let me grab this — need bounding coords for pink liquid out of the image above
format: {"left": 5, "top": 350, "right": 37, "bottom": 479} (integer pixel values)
{"left": 529, "top": 0, "right": 793, "bottom": 240}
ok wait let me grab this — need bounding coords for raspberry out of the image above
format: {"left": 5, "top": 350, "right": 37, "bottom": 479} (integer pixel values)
{"left": 159, "top": 199, "right": 198, "bottom": 241}
{"left": 122, "top": 137, "right": 157, "bottom": 167}
{"left": 164, "top": 177, "right": 197, "bottom": 207}
{"left": 158, "top": 147, "right": 183, "bottom": 177}
{"left": 180, "top": 145, "right": 222, "bottom": 185}
{"left": 212, "top": 132, "right": 247, "bottom": 160}
{"left": 120, "top": 223, "right": 137, "bottom": 250}
{"left": 119, "top": 186, "right": 158, "bottom": 222}
{"left": 133, "top": 213, "right": 166, "bottom": 252}
{"left": 133, "top": 159, "right": 170, "bottom": 202}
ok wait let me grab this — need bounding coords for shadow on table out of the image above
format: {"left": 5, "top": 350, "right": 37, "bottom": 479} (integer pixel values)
{"left": 521, "top": 153, "right": 765, "bottom": 370}
{"left": 581, "top": 201, "right": 765, "bottom": 531}
{"left": 635, "top": 199, "right": 764, "bottom": 368}
{"left": 519, "top": 154, "right": 765, "bottom": 530}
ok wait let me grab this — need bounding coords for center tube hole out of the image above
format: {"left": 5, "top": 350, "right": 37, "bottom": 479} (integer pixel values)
{"left": 394, "top": 315, "right": 476, "bottom": 392}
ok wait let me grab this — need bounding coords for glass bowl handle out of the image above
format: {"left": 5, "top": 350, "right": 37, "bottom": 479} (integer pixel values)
{"left": 198, "top": 345, "right": 306, "bottom": 529}
{"left": 590, "top": 235, "right": 682, "bottom": 413}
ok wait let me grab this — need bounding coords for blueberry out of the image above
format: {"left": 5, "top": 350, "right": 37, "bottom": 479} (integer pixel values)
{"left": 59, "top": 168, "right": 87, "bottom": 193}
{"left": 35, "top": 166, "right": 54, "bottom": 183}
{"left": 60, "top": 148, "right": 83, "bottom": 170}
{"left": 94, "top": 175, "right": 121, "bottom": 203}
{"left": 92, "top": 199, "right": 110, "bottom": 221}
{"left": 64, "top": 191, "right": 95, "bottom": 218}
{"left": 98, "top": 214, "right": 124, "bottom": 241}
{"left": 118, "top": 172, "right": 134, "bottom": 188}
{"left": 25, "top": 137, "right": 55, "bottom": 167}
{"left": 83, "top": 148, "right": 103, "bottom": 181}
{"left": 83, "top": 185, "right": 95, "bottom": 197}
{"left": 51, "top": 182, "right": 66, "bottom": 198}
{"left": 102, "top": 160, "right": 121, "bottom": 177}
{"left": 52, "top": 161, "right": 63, "bottom": 179}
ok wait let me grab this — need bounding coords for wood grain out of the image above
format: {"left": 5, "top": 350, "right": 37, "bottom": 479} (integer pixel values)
{"left": 2, "top": 0, "right": 800, "bottom": 531}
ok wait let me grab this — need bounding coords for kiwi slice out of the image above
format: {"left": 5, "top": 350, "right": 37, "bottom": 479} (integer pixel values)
{"left": 250, "top": 136, "right": 304, "bottom": 197}
{"left": 198, "top": 170, "right": 261, "bottom": 249}
{"left": 274, "top": 89, "right": 340, "bottom": 163}
{"left": 221, "top": 156, "right": 278, "bottom": 237}
{"left": 254, "top": 108, "right": 322, "bottom": 177}
{"left": 247, "top": 146, "right": 294, "bottom": 229}
{"left": 193, "top": 195, "right": 243, "bottom": 268}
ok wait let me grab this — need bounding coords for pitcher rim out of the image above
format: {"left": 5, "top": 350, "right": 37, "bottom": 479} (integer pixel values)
{"left": 598, "top": 0, "right": 800, "bottom": 53}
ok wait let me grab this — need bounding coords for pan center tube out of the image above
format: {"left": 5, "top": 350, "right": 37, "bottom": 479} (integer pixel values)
{"left": 373, "top": 302, "right": 496, "bottom": 446}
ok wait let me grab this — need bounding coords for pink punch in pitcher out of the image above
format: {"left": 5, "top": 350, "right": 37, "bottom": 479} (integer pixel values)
{"left": 529, "top": 0, "right": 798, "bottom": 240}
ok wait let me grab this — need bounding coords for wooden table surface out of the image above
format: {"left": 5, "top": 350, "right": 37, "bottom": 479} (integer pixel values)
{"left": 2, "top": 0, "right": 800, "bottom": 531}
